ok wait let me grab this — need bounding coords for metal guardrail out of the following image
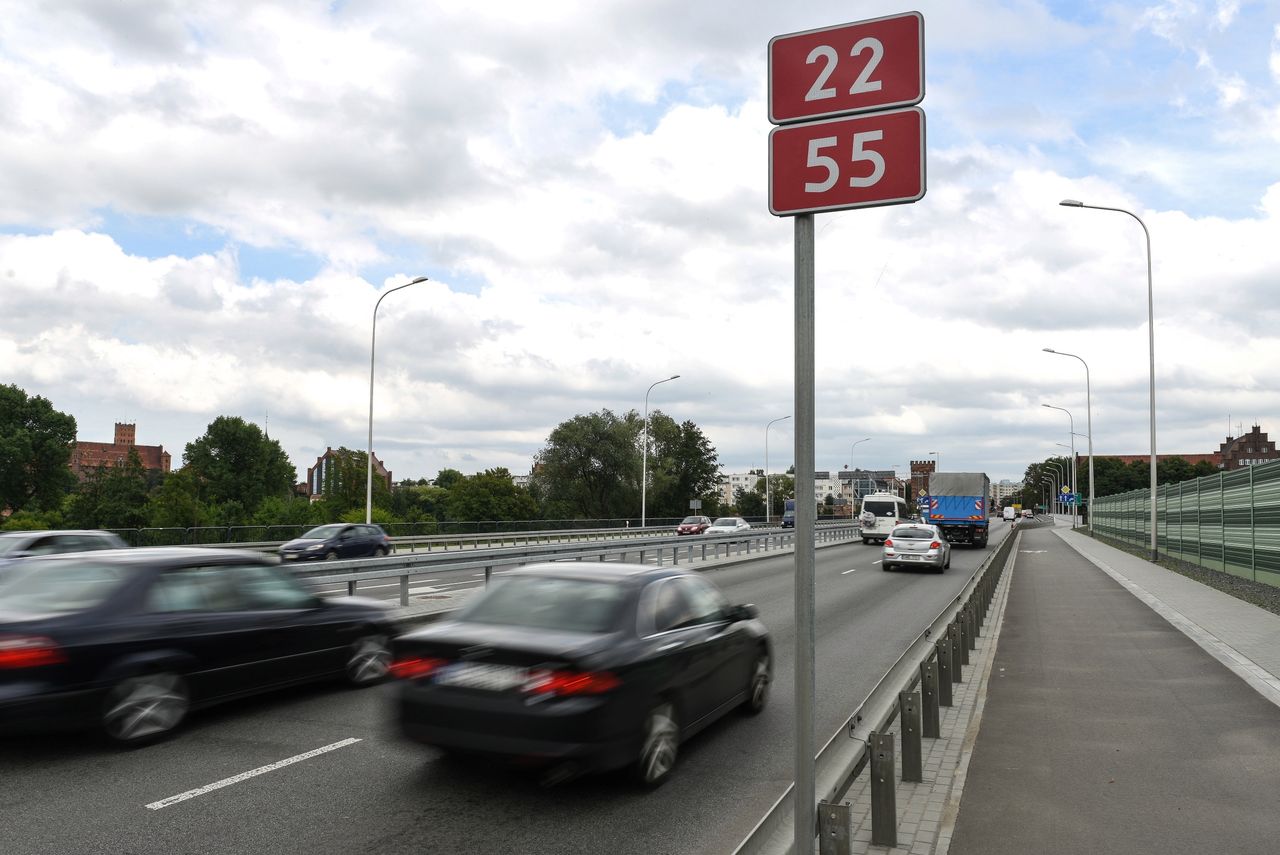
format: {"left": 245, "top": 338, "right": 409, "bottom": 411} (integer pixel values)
{"left": 293, "top": 525, "right": 863, "bottom": 605}
{"left": 733, "top": 528, "right": 1019, "bottom": 854}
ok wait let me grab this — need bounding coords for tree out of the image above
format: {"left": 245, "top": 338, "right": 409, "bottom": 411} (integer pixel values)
{"left": 755, "top": 473, "right": 795, "bottom": 518}
{"left": 530, "top": 409, "right": 641, "bottom": 519}
{"left": 433, "top": 468, "right": 466, "bottom": 491}
{"left": 390, "top": 483, "right": 450, "bottom": 523}
{"left": 734, "top": 487, "right": 765, "bottom": 518}
{"left": 645, "top": 414, "right": 723, "bottom": 519}
{"left": 66, "top": 448, "right": 150, "bottom": 529}
{"left": 445, "top": 468, "right": 539, "bottom": 521}
{"left": 147, "top": 469, "right": 212, "bottom": 529}
{"left": 183, "top": 417, "right": 295, "bottom": 520}
{"left": 0, "top": 384, "right": 77, "bottom": 514}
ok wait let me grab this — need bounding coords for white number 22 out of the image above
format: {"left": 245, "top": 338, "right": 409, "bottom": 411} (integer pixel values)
{"left": 804, "top": 38, "right": 885, "bottom": 102}
{"left": 804, "top": 131, "right": 886, "bottom": 192}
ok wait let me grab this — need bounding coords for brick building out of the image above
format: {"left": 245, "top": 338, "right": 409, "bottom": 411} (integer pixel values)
{"left": 70, "top": 422, "right": 171, "bottom": 481}
{"left": 1217, "top": 425, "right": 1278, "bottom": 469}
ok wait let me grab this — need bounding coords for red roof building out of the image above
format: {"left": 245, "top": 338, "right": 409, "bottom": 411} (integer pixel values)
{"left": 70, "top": 422, "right": 171, "bottom": 480}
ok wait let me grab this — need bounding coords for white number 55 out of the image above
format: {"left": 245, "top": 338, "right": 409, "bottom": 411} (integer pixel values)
{"left": 804, "top": 131, "right": 885, "bottom": 193}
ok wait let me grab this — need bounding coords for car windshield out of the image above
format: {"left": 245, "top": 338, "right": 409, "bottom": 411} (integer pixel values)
{"left": 711, "top": 518, "right": 736, "bottom": 526}
{"left": 0, "top": 559, "right": 139, "bottom": 614}
{"left": 891, "top": 527, "right": 937, "bottom": 540}
{"left": 301, "top": 524, "right": 345, "bottom": 539}
{"left": 455, "top": 575, "right": 627, "bottom": 634}
{"left": 863, "top": 501, "right": 897, "bottom": 517}
{"left": 0, "top": 536, "right": 30, "bottom": 557}
{"left": 679, "top": 517, "right": 702, "bottom": 525}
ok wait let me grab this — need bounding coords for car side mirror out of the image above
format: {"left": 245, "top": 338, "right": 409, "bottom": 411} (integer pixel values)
{"left": 729, "top": 603, "right": 759, "bottom": 621}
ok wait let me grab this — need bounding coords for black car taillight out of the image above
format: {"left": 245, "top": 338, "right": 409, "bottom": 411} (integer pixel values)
{"left": 390, "top": 655, "right": 448, "bottom": 680}
{"left": 522, "top": 669, "right": 621, "bottom": 697}
{"left": 0, "top": 635, "right": 66, "bottom": 669}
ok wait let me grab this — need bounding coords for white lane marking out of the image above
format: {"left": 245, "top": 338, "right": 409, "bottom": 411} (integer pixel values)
{"left": 872, "top": 560, "right": 882, "bottom": 565}
{"left": 841, "top": 568, "right": 858, "bottom": 575}
{"left": 145, "top": 738, "right": 362, "bottom": 810}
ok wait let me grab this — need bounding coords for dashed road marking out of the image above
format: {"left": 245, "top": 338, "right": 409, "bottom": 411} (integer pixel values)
{"left": 842, "top": 568, "right": 858, "bottom": 575}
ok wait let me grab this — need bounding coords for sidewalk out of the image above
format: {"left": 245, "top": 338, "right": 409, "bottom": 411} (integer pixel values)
{"left": 945, "top": 521, "right": 1280, "bottom": 855}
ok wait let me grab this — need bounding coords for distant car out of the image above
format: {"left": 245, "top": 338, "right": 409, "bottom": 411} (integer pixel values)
{"left": 0, "top": 530, "right": 128, "bottom": 575}
{"left": 0, "top": 547, "right": 396, "bottom": 744}
{"left": 882, "top": 524, "right": 951, "bottom": 572}
{"left": 780, "top": 510, "right": 796, "bottom": 528}
{"left": 1002, "top": 507, "right": 1017, "bottom": 522}
{"left": 675, "top": 516, "right": 712, "bottom": 536}
{"left": 706, "top": 517, "right": 751, "bottom": 534}
{"left": 279, "top": 523, "right": 391, "bottom": 561}
{"left": 1021, "top": 509, "right": 1034, "bottom": 519}
{"left": 393, "top": 562, "right": 771, "bottom": 786}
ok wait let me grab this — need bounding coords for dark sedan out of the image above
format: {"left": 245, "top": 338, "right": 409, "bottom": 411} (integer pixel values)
{"left": 0, "top": 548, "right": 395, "bottom": 744}
{"left": 393, "top": 562, "right": 771, "bottom": 787}
{"left": 675, "top": 515, "right": 712, "bottom": 535}
{"left": 279, "top": 523, "right": 391, "bottom": 562}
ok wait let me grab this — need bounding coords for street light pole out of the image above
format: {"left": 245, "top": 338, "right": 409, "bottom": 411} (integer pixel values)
{"left": 1043, "top": 404, "right": 1076, "bottom": 527}
{"left": 641, "top": 375, "right": 680, "bottom": 528}
{"left": 849, "top": 436, "right": 871, "bottom": 506}
{"left": 1044, "top": 348, "right": 1094, "bottom": 534}
{"left": 765, "top": 416, "right": 792, "bottom": 524}
{"left": 1045, "top": 460, "right": 1065, "bottom": 517}
{"left": 1061, "top": 199, "right": 1157, "bottom": 559}
{"left": 367, "top": 276, "right": 428, "bottom": 524}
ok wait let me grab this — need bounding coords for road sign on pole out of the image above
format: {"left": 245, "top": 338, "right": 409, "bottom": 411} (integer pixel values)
{"left": 769, "top": 107, "right": 925, "bottom": 215}
{"left": 769, "top": 12, "right": 924, "bottom": 124}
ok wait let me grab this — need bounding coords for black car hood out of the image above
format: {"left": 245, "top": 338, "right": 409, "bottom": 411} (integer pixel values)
{"left": 281, "top": 538, "right": 325, "bottom": 550}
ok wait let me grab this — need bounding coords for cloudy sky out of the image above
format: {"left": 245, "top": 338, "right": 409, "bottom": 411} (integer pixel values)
{"left": 2, "top": 0, "right": 1278, "bottom": 487}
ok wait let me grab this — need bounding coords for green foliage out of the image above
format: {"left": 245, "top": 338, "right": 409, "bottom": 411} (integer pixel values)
{"left": 530, "top": 409, "right": 641, "bottom": 519}
{"left": 0, "top": 384, "right": 77, "bottom": 513}
{"left": 734, "top": 487, "right": 765, "bottom": 518}
{"left": 433, "top": 468, "right": 465, "bottom": 491}
{"left": 183, "top": 416, "right": 295, "bottom": 517}
{"left": 146, "top": 469, "right": 211, "bottom": 528}
{"left": 308, "top": 447, "right": 392, "bottom": 519}
{"left": 753, "top": 474, "right": 795, "bottom": 518}
{"left": 1, "top": 507, "right": 66, "bottom": 531}
{"left": 65, "top": 448, "right": 150, "bottom": 529}
{"left": 445, "top": 468, "right": 539, "bottom": 521}
{"left": 644, "top": 415, "right": 723, "bottom": 518}
{"left": 390, "top": 483, "right": 449, "bottom": 522}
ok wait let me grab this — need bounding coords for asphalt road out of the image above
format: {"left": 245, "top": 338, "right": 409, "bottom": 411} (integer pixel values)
{"left": 1, "top": 523, "right": 1012, "bottom": 855}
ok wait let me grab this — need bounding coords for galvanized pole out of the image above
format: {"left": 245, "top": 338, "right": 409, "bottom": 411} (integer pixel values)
{"left": 793, "top": 213, "right": 817, "bottom": 855}
{"left": 367, "top": 276, "right": 427, "bottom": 524}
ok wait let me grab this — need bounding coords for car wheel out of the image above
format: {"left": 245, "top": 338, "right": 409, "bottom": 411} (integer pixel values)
{"left": 325, "top": 550, "right": 339, "bottom": 561}
{"left": 102, "top": 671, "right": 189, "bottom": 745}
{"left": 376, "top": 546, "right": 390, "bottom": 557}
{"left": 882, "top": 562, "right": 893, "bottom": 571}
{"left": 945, "top": 554, "right": 951, "bottom": 569}
{"left": 743, "top": 649, "right": 770, "bottom": 715}
{"left": 633, "top": 702, "right": 679, "bottom": 787}
{"left": 346, "top": 634, "right": 392, "bottom": 685}
{"left": 862, "top": 538, "right": 869, "bottom": 545}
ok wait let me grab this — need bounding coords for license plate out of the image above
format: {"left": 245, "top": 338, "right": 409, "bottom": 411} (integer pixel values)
{"left": 437, "top": 663, "right": 527, "bottom": 691}
{"left": 899, "top": 554, "right": 921, "bottom": 561}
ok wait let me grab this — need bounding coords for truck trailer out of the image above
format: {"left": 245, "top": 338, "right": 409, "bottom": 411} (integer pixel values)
{"left": 924, "top": 473, "right": 991, "bottom": 547}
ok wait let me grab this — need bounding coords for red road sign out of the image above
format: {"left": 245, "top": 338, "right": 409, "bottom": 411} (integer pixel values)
{"left": 769, "top": 12, "right": 924, "bottom": 125}
{"left": 769, "top": 107, "right": 925, "bottom": 216}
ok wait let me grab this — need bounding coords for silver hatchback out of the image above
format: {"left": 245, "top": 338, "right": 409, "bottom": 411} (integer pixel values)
{"left": 882, "top": 524, "right": 951, "bottom": 572}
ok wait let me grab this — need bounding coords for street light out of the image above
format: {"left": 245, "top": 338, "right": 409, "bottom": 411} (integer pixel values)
{"left": 1043, "top": 404, "right": 1077, "bottom": 527}
{"left": 765, "top": 416, "right": 792, "bottom": 523}
{"left": 1044, "top": 347, "right": 1094, "bottom": 534}
{"left": 1044, "top": 459, "right": 1065, "bottom": 517}
{"left": 849, "top": 437, "right": 871, "bottom": 504}
{"left": 641, "top": 374, "right": 680, "bottom": 528}
{"left": 367, "top": 275, "right": 428, "bottom": 524}
{"left": 1060, "top": 198, "right": 1157, "bottom": 559}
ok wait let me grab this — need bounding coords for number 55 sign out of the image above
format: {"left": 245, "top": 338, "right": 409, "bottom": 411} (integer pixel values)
{"left": 768, "top": 12, "right": 925, "bottom": 216}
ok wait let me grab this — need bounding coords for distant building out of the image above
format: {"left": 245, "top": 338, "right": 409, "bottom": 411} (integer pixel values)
{"left": 1217, "top": 425, "right": 1279, "bottom": 469}
{"left": 838, "top": 467, "right": 897, "bottom": 500}
{"left": 910, "top": 459, "right": 936, "bottom": 498}
{"left": 993, "top": 479, "right": 1022, "bottom": 505}
{"left": 304, "top": 447, "right": 391, "bottom": 500}
{"left": 70, "top": 422, "right": 171, "bottom": 481}
{"left": 719, "top": 470, "right": 763, "bottom": 505}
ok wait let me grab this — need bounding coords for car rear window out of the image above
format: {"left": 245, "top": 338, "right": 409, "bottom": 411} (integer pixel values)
{"left": 679, "top": 517, "right": 702, "bottom": 525}
{"left": 891, "top": 527, "right": 937, "bottom": 540}
{"left": 454, "top": 576, "right": 627, "bottom": 633}
{"left": 0, "top": 559, "right": 139, "bottom": 614}
{"left": 863, "top": 501, "right": 899, "bottom": 517}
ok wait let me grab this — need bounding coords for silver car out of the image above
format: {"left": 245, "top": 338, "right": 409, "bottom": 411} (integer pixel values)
{"left": 882, "top": 524, "right": 951, "bottom": 572}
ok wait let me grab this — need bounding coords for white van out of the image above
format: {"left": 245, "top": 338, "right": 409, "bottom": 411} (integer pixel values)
{"left": 858, "top": 493, "right": 913, "bottom": 544}
{"left": 1002, "top": 506, "right": 1017, "bottom": 522}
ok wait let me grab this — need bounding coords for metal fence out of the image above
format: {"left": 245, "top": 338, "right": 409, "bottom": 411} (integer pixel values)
{"left": 1091, "top": 459, "right": 1280, "bottom": 587}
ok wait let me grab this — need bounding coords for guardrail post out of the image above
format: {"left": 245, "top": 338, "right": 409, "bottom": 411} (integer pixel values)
{"left": 817, "top": 800, "right": 852, "bottom": 855}
{"left": 967, "top": 604, "right": 978, "bottom": 649}
{"left": 687, "top": 545, "right": 693, "bottom": 563}
{"left": 869, "top": 731, "right": 897, "bottom": 847}
{"left": 347, "top": 580, "right": 357, "bottom": 596}
{"left": 399, "top": 575, "right": 409, "bottom": 606}
{"left": 701, "top": 544, "right": 707, "bottom": 560}
{"left": 484, "top": 565, "right": 492, "bottom": 586}
{"left": 899, "top": 691, "right": 922, "bottom": 782}
{"left": 949, "top": 621, "right": 964, "bottom": 682}
{"left": 957, "top": 614, "right": 970, "bottom": 666}
{"left": 936, "top": 637, "right": 953, "bottom": 706}
{"left": 920, "top": 660, "right": 940, "bottom": 738}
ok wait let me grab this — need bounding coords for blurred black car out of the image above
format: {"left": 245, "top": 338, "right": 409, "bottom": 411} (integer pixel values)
{"left": 279, "top": 523, "right": 391, "bottom": 562}
{"left": 0, "top": 548, "right": 395, "bottom": 744}
{"left": 0, "top": 530, "right": 128, "bottom": 575}
{"left": 393, "top": 562, "right": 771, "bottom": 787}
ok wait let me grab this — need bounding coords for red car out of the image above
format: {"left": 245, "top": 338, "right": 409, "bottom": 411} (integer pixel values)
{"left": 675, "top": 516, "right": 712, "bottom": 535}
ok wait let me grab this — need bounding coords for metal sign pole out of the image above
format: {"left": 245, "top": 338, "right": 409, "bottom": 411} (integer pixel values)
{"left": 793, "top": 212, "right": 817, "bottom": 854}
